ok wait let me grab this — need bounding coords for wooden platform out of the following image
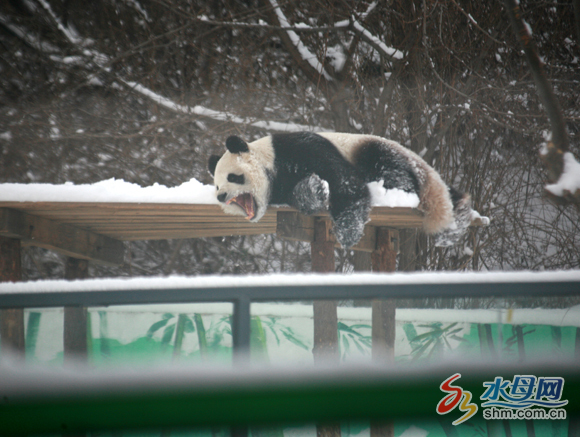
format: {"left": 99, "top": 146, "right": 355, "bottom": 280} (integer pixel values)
{"left": 0, "top": 202, "right": 425, "bottom": 239}
{"left": 0, "top": 201, "right": 455, "bottom": 265}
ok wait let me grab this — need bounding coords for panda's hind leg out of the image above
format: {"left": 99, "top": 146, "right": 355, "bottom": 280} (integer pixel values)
{"left": 433, "top": 190, "right": 472, "bottom": 247}
{"left": 291, "top": 173, "right": 330, "bottom": 215}
{"left": 291, "top": 173, "right": 371, "bottom": 248}
{"left": 331, "top": 197, "right": 371, "bottom": 248}
{"left": 327, "top": 175, "right": 372, "bottom": 249}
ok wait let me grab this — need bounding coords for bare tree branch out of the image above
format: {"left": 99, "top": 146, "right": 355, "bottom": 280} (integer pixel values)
{"left": 502, "top": 0, "right": 569, "bottom": 177}
{"left": 503, "top": 0, "right": 579, "bottom": 208}
{"left": 260, "top": 0, "right": 333, "bottom": 91}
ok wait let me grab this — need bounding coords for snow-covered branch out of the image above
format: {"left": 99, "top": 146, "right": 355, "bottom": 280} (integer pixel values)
{"left": 350, "top": 19, "right": 405, "bottom": 61}
{"left": 267, "top": 0, "right": 333, "bottom": 82}
{"left": 37, "top": 0, "right": 83, "bottom": 46}
{"left": 122, "top": 81, "right": 326, "bottom": 132}
{"left": 0, "top": 14, "right": 60, "bottom": 54}
{"left": 123, "top": 0, "right": 151, "bottom": 23}
{"left": 6, "top": 4, "right": 325, "bottom": 133}
{"left": 197, "top": 15, "right": 348, "bottom": 33}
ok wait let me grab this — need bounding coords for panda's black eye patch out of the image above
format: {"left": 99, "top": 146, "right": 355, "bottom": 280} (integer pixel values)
{"left": 227, "top": 173, "right": 245, "bottom": 184}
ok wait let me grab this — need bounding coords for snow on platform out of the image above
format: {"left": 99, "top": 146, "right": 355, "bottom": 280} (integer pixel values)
{"left": 0, "top": 178, "right": 427, "bottom": 242}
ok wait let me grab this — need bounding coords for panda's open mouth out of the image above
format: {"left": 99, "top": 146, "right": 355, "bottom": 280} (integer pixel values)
{"left": 227, "top": 193, "right": 257, "bottom": 220}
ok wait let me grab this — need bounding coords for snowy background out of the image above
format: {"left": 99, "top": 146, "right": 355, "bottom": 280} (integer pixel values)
{"left": 0, "top": 4, "right": 579, "bottom": 436}
{"left": 0, "top": 0, "right": 579, "bottom": 290}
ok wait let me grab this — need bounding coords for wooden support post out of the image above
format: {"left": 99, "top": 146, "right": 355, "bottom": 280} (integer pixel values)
{"left": 311, "top": 219, "right": 338, "bottom": 362}
{"left": 0, "top": 236, "right": 24, "bottom": 358}
{"left": 371, "top": 228, "right": 398, "bottom": 362}
{"left": 352, "top": 252, "right": 372, "bottom": 307}
{"left": 310, "top": 219, "right": 341, "bottom": 437}
{"left": 370, "top": 228, "right": 398, "bottom": 437}
{"left": 63, "top": 257, "right": 89, "bottom": 363}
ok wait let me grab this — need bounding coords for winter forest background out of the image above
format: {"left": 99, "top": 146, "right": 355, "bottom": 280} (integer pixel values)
{"left": 0, "top": 0, "right": 579, "bottom": 285}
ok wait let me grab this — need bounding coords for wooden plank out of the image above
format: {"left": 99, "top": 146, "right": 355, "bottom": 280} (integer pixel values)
{"left": 277, "top": 211, "right": 316, "bottom": 242}
{"left": 0, "top": 202, "right": 485, "bottom": 246}
{"left": 110, "top": 228, "right": 277, "bottom": 241}
{"left": 75, "top": 222, "right": 277, "bottom": 231}
{"left": 0, "top": 208, "right": 124, "bottom": 266}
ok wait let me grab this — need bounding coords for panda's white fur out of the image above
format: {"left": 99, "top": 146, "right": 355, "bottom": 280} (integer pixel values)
{"left": 212, "top": 136, "right": 275, "bottom": 222}
{"left": 209, "top": 132, "right": 469, "bottom": 248}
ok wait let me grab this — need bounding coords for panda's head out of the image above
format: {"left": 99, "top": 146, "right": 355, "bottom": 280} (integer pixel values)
{"left": 208, "top": 135, "right": 275, "bottom": 222}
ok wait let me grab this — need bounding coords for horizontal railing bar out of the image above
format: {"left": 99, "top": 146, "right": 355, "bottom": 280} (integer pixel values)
{"left": 0, "top": 360, "right": 578, "bottom": 435}
{"left": 0, "top": 280, "right": 578, "bottom": 308}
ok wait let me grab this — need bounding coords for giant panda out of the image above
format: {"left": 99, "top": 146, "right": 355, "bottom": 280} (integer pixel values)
{"left": 208, "top": 131, "right": 473, "bottom": 248}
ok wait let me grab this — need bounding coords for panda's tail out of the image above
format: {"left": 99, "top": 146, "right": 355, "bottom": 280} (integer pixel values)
{"left": 419, "top": 168, "right": 455, "bottom": 235}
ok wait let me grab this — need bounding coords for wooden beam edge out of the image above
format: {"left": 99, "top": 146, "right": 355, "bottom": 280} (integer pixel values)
{"left": 276, "top": 209, "right": 488, "bottom": 251}
{"left": 0, "top": 208, "right": 124, "bottom": 267}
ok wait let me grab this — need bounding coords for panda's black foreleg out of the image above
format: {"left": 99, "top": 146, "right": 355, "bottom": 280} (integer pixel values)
{"left": 291, "top": 173, "right": 330, "bottom": 215}
{"left": 291, "top": 173, "right": 371, "bottom": 248}
{"left": 328, "top": 182, "right": 371, "bottom": 249}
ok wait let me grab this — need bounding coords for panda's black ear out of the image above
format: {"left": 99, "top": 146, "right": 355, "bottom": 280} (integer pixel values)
{"left": 208, "top": 154, "right": 221, "bottom": 176}
{"left": 226, "top": 136, "right": 249, "bottom": 154}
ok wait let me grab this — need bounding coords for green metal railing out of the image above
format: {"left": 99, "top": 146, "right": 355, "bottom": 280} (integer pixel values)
{"left": 1, "top": 362, "right": 579, "bottom": 435}
{"left": 1, "top": 271, "right": 579, "bottom": 435}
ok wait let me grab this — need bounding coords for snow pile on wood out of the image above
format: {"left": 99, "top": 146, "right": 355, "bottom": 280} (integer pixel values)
{"left": 367, "top": 181, "right": 420, "bottom": 207}
{"left": 0, "top": 178, "right": 217, "bottom": 204}
{"left": 0, "top": 178, "right": 421, "bottom": 208}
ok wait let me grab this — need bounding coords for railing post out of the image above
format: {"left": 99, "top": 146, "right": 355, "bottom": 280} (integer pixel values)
{"left": 0, "top": 237, "right": 24, "bottom": 359}
{"left": 311, "top": 218, "right": 341, "bottom": 437}
{"left": 231, "top": 295, "right": 251, "bottom": 437}
{"left": 232, "top": 295, "right": 251, "bottom": 363}
{"left": 370, "top": 228, "right": 398, "bottom": 437}
{"left": 64, "top": 257, "right": 89, "bottom": 364}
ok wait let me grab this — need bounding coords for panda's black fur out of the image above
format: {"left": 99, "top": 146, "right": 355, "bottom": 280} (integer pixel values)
{"left": 208, "top": 131, "right": 472, "bottom": 248}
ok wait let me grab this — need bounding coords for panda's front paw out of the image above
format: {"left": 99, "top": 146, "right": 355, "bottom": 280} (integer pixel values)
{"left": 291, "top": 174, "right": 330, "bottom": 215}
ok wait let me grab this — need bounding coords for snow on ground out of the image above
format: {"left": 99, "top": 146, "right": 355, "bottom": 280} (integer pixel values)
{"left": 545, "top": 152, "right": 580, "bottom": 197}
{"left": 0, "top": 270, "right": 578, "bottom": 294}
